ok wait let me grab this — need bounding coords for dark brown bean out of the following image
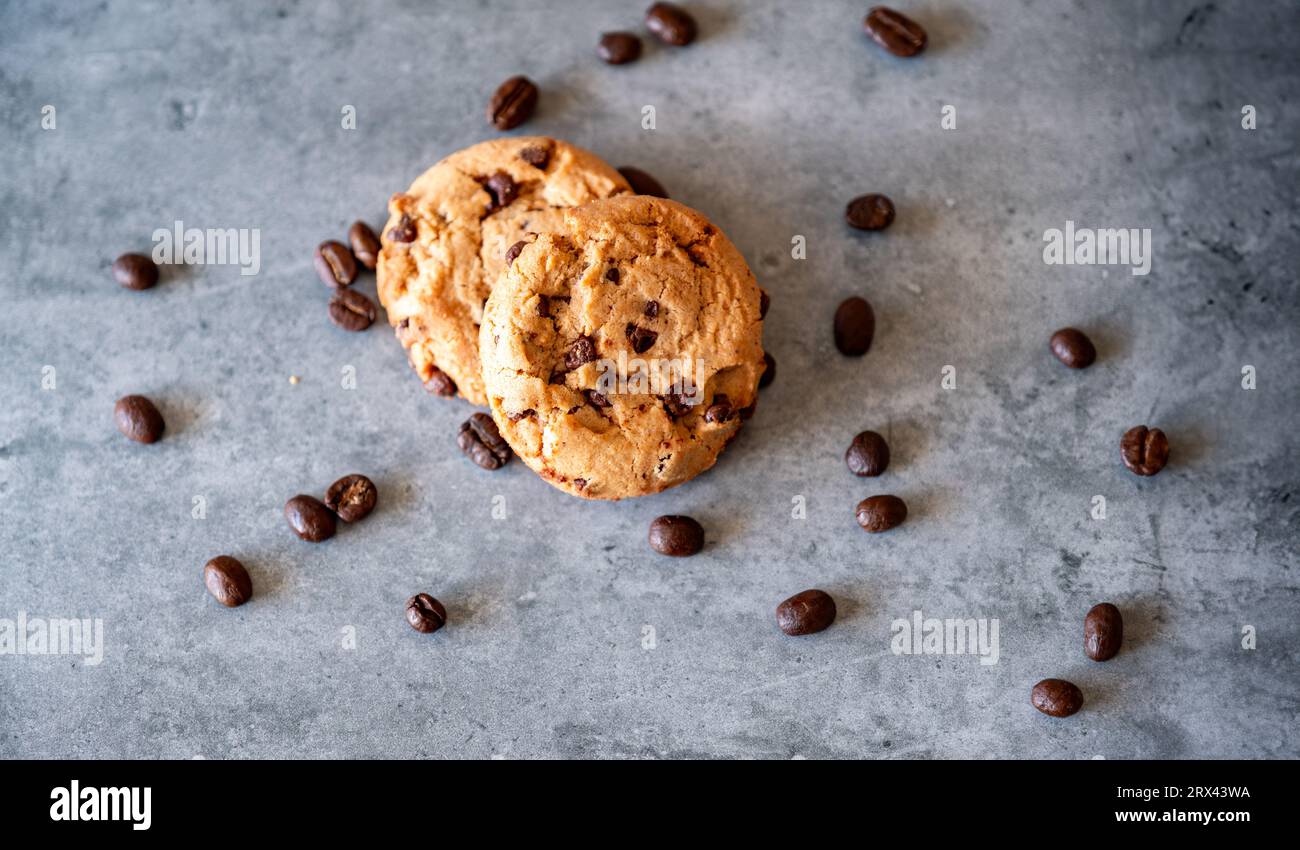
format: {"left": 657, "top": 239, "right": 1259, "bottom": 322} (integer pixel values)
{"left": 864, "top": 6, "right": 928, "bottom": 57}
{"left": 329, "top": 288, "right": 377, "bottom": 332}
{"left": 648, "top": 515, "right": 704, "bottom": 556}
{"left": 324, "top": 474, "right": 378, "bottom": 523}
{"left": 617, "top": 166, "right": 668, "bottom": 198}
{"left": 834, "top": 296, "right": 875, "bottom": 355}
{"left": 564, "top": 335, "right": 598, "bottom": 370}
{"left": 458, "top": 413, "right": 512, "bottom": 470}
{"left": 424, "top": 366, "right": 457, "bottom": 397}
{"left": 387, "top": 213, "right": 417, "bottom": 243}
{"left": 759, "top": 352, "right": 776, "bottom": 388}
{"left": 314, "top": 240, "right": 357, "bottom": 287}
{"left": 855, "top": 494, "right": 907, "bottom": 532}
{"left": 1031, "top": 679, "right": 1084, "bottom": 717}
{"left": 845, "top": 431, "right": 890, "bottom": 477}
{"left": 598, "top": 32, "right": 643, "bottom": 64}
{"left": 112, "top": 253, "right": 159, "bottom": 290}
{"left": 776, "top": 589, "right": 836, "bottom": 636}
{"left": 284, "top": 495, "right": 337, "bottom": 542}
{"left": 487, "top": 75, "right": 538, "bottom": 131}
{"left": 406, "top": 593, "right": 447, "bottom": 634}
{"left": 1084, "top": 602, "right": 1123, "bottom": 661}
{"left": 1049, "top": 327, "right": 1096, "bottom": 369}
{"left": 349, "top": 221, "right": 381, "bottom": 270}
{"left": 204, "top": 555, "right": 252, "bottom": 608}
{"left": 845, "top": 194, "right": 896, "bottom": 231}
{"left": 114, "top": 395, "right": 165, "bottom": 444}
{"left": 1121, "top": 425, "right": 1169, "bottom": 476}
{"left": 645, "top": 2, "right": 697, "bottom": 46}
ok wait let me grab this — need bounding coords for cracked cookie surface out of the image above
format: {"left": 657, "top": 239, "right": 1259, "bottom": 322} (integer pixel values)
{"left": 479, "top": 196, "right": 767, "bottom": 500}
{"left": 377, "top": 137, "right": 630, "bottom": 405}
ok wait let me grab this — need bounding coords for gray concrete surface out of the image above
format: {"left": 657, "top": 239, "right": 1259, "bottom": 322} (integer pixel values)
{"left": 1, "top": 0, "right": 1297, "bottom": 759}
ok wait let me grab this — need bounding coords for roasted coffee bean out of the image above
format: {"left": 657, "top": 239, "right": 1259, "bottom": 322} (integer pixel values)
{"left": 387, "top": 214, "right": 417, "bottom": 243}
{"left": 845, "top": 193, "right": 896, "bottom": 231}
{"left": 112, "top": 253, "right": 159, "bottom": 290}
{"left": 834, "top": 296, "right": 875, "bottom": 355}
{"left": 1031, "top": 679, "right": 1084, "bottom": 717}
{"left": 704, "top": 394, "right": 734, "bottom": 423}
{"left": 1121, "top": 425, "right": 1169, "bottom": 476}
{"left": 1084, "top": 602, "right": 1123, "bottom": 661}
{"left": 329, "top": 288, "right": 377, "bottom": 331}
{"left": 617, "top": 166, "right": 668, "bottom": 198}
{"left": 598, "top": 31, "right": 643, "bottom": 64}
{"left": 519, "top": 144, "right": 551, "bottom": 169}
{"left": 505, "top": 239, "right": 528, "bottom": 266}
{"left": 864, "top": 6, "right": 928, "bottom": 57}
{"left": 487, "top": 75, "right": 538, "bottom": 130}
{"left": 424, "top": 366, "right": 457, "bottom": 397}
{"left": 483, "top": 171, "right": 518, "bottom": 210}
{"left": 776, "top": 589, "right": 836, "bottom": 636}
{"left": 605, "top": 267, "right": 620, "bottom": 284}
{"left": 585, "top": 389, "right": 611, "bottom": 408}
{"left": 759, "top": 352, "right": 776, "bottom": 388}
{"left": 644, "top": 299, "right": 659, "bottom": 318}
{"left": 458, "top": 413, "right": 512, "bottom": 470}
{"left": 564, "top": 335, "right": 598, "bottom": 370}
{"left": 114, "top": 395, "right": 165, "bottom": 444}
{"left": 855, "top": 494, "right": 907, "bottom": 532}
{"left": 845, "top": 430, "right": 890, "bottom": 477}
{"left": 284, "top": 495, "right": 337, "bottom": 542}
{"left": 648, "top": 515, "right": 704, "bottom": 556}
{"left": 324, "top": 474, "right": 378, "bottom": 523}
{"left": 314, "top": 240, "right": 357, "bottom": 287}
{"left": 349, "top": 221, "right": 381, "bottom": 270}
{"left": 1050, "top": 327, "right": 1096, "bottom": 369}
{"left": 406, "top": 593, "right": 447, "bottom": 634}
{"left": 759, "top": 290, "right": 770, "bottom": 318}
{"left": 626, "top": 323, "right": 657, "bottom": 354}
{"left": 645, "top": 2, "right": 697, "bottom": 46}
{"left": 204, "top": 555, "right": 252, "bottom": 608}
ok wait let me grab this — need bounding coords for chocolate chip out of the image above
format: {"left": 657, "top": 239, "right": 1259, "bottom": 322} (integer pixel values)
{"left": 662, "top": 393, "right": 692, "bottom": 418}
{"left": 458, "top": 413, "right": 512, "bottom": 470}
{"left": 1031, "top": 679, "right": 1083, "bottom": 717}
{"left": 1084, "top": 602, "right": 1123, "bottom": 662}
{"left": 864, "top": 6, "right": 928, "bottom": 57}
{"left": 349, "top": 221, "right": 381, "bottom": 270}
{"left": 114, "top": 395, "right": 165, "bottom": 444}
{"left": 406, "top": 593, "right": 447, "bottom": 634}
{"left": 329, "top": 288, "right": 377, "bottom": 331}
{"left": 536, "top": 294, "right": 551, "bottom": 318}
{"left": 505, "top": 239, "right": 528, "bottom": 266}
{"left": 617, "top": 166, "right": 668, "bottom": 198}
{"left": 1049, "top": 327, "right": 1097, "bottom": 369}
{"left": 834, "top": 296, "right": 875, "bottom": 355}
{"left": 324, "top": 474, "right": 378, "bottom": 523}
{"left": 776, "top": 589, "right": 837, "bottom": 636}
{"left": 644, "top": 300, "right": 659, "bottom": 318}
{"left": 507, "top": 408, "right": 535, "bottom": 421}
{"left": 605, "top": 267, "right": 620, "bottom": 284}
{"left": 314, "top": 240, "right": 358, "bottom": 287}
{"left": 564, "top": 335, "right": 598, "bottom": 370}
{"left": 704, "top": 394, "right": 734, "bottom": 423}
{"left": 845, "top": 194, "right": 896, "bottom": 231}
{"left": 645, "top": 2, "right": 698, "bottom": 46}
{"left": 1120, "top": 425, "right": 1169, "bottom": 476}
{"left": 487, "top": 75, "right": 539, "bottom": 130}
{"left": 112, "top": 253, "right": 159, "bottom": 290}
{"left": 483, "top": 171, "right": 519, "bottom": 210}
{"left": 598, "top": 31, "right": 643, "bottom": 64}
{"left": 855, "top": 494, "right": 907, "bottom": 532}
{"left": 204, "top": 555, "right": 252, "bottom": 608}
{"left": 585, "top": 389, "right": 611, "bottom": 408}
{"left": 626, "top": 323, "right": 657, "bottom": 354}
{"left": 424, "top": 366, "right": 457, "bottom": 397}
{"left": 387, "top": 213, "right": 416, "bottom": 243}
{"left": 284, "top": 495, "right": 337, "bottom": 542}
{"left": 648, "top": 515, "right": 705, "bottom": 556}
{"left": 519, "top": 144, "right": 551, "bottom": 169}
{"left": 759, "top": 352, "right": 776, "bottom": 388}
{"left": 845, "top": 430, "right": 890, "bottom": 476}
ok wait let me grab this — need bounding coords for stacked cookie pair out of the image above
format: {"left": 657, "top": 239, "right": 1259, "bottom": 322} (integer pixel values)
{"left": 376, "top": 137, "right": 767, "bottom": 500}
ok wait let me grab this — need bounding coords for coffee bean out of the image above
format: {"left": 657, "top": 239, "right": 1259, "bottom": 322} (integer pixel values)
{"left": 864, "top": 6, "right": 928, "bottom": 57}
{"left": 845, "top": 430, "right": 890, "bottom": 476}
{"left": 284, "top": 494, "right": 337, "bottom": 542}
{"left": 776, "top": 589, "right": 836, "bottom": 636}
{"left": 564, "top": 335, "right": 598, "bottom": 370}
{"left": 314, "top": 240, "right": 358, "bottom": 287}
{"left": 458, "top": 413, "right": 512, "bottom": 470}
{"left": 329, "top": 288, "right": 377, "bottom": 331}
{"left": 387, "top": 213, "right": 417, "bottom": 243}
{"left": 759, "top": 351, "right": 776, "bottom": 388}
{"left": 645, "top": 2, "right": 697, "bottom": 46}
{"left": 617, "top": 166, "right": 668, "bottom": 198}
{"left": 519, "top": 144, "right": 551, "bottom": 169}
{"left": 759, "top": 290, "right": 770, "bottom": 318}
{"left": 834, "top": 296, "right": 875, "bottom": 355}
{"left": 483, "top": 171, "right": 519, "bottom": 210}
{"left": 505, "top": 240, "right": 528, "bottom": 266}
{"left": 1120, "top": 425, "right": 1169, "bottom": 476}
{"left": 626, "top": 323, "right": 657, "bottom": 354}
{"left": 324, "top": 474, "right": 378, "bottom": 523}
{"left": 114, "top": 395, "right": 165, "bottom": 444}
{"left": 424, "top": 366, "right": 457, "bottom": 397}
{"left": 704, "top": 394, "right": 734, "bottom": 423}
{"left": 1049, "top": 327, "right": 1096, "bottom": 369}
{"left": 1031, "top": 679, "right": 1083, "bottom": 717}
{"left": 1084, "top": 602, "right": 1123, "bottom": 661}
{"left": 855, "top": 494, "right": 907, "bottom": 532}
{"left": 112, "top": 253, "right": 159, "bottom": 290}
{"left": 487, "top": 75, "right": 538, "bottom": 130}
{"left": 406, "top": 593, "right": 447, "bottom": 634}
{"left": 598, "top": 31, "right": 643, "bottom": 64}
{"left": 648, "top": 515, "right": 704, "bottom": 556}
{"left": 845, "top": 194, "right": 896, "bottom": 231}
{"left": 348, "top": 221, "right": 381, "bottom": 270}
{"left": 204, "top": 555, "right": 252, "bottom": 608}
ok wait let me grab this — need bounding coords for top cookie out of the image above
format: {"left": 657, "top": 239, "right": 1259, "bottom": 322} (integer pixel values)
{"left": 376, "top": 137, "right": 630, "bottom": 405}
{"left": 479, "top": 196, "right": 767, "bottom": 500}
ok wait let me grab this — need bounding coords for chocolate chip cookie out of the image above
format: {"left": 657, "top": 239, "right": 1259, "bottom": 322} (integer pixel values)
{"left": 376, "top": 138, "right": 630, "bottom": 405}
{"left": 479, "top": 196, "right": 767, "bottom": 499}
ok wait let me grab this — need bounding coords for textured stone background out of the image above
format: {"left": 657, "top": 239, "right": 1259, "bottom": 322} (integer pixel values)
{"left": 1, "top": 0, "right": 1296, "bottom": 759}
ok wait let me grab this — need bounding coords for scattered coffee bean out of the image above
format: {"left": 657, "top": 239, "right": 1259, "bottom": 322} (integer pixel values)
{"left": 204, "top": 555, "right": 252, "bottom": 608}
{"left": 387, "top": 214, "right": 417, "bottom": 243}
{"left": 648, "top": 515, "right": 705, "bottom": 556}
{"left": 845, "top": 193, "right": 896, "bottom": 230}
{"left": 564, "top": 335, "right": 598, "bottom": 370}
{"left": 505, "top": 240, "right": 528, "bottom": 266}
{"left": 704, "top": 394, "right": 734, "bottom": 423}
{"left": 834, "top": 296, "right": 875, "bottom": 355}
{"left": 864, "top": 6, "right": 928, "bottom": 57}
{"left": 329, "top": 288, "right": 377, "bottom": 331}
{"left": 1120, "top": 425, "right": 1169, "bottom": 476}
{"left": 487, "top": 75, "right": 538, "bottom": 130}
{"left": 114, "top": 395, "right": 165, "bottom": 444}
{"left": 324, "top": 474, "right": 378, "bottom": 523}
{"left": 598, "top": 31, "right": 643, "bottom": 64}
{"left": 519, "top": 144, "right": 551, "bottom": 169}
{"left": 1031, "top": 679, "right": 1084, "bottom": 717}
{"left": 406, "top": 593, "right": 447, "bottom": 634}
{"left": 314, "top": 240, "right": 358, "bottom": 287}
{"left": 112, "top": 253, "right": 159, "bottom": 290}
{"left": 626, "top": 323, "right": 658, "bottom": 354}
{"left": 458, "top": 413, "right": 512, "bottom": 470}
{"left": 645, "top": 2, "right": 697, "bottom": 46}
{"left": 1049, "top": 327, "right": 1096, "bottom": 369}
{"left": 1084, "top": 602, "right": 1123, "bottom": 661}
{"left": 776, "top": 589, "right": 836, "bottom": 636}
{"left": 349, "top": 221, "right": 381, "bottom": 270}
{"left": 284, "top": 494, "right": 337, "bottom": 542}
{"left": 855, "top": 494, "right": 907, "bottom": 532}
{"left": 845, "top": 430, "right": 890, "bottom": 477}
{"left": 759, "top": 352, "right": 776, "bottom": 388}
{"left": 424, "top": 366, "right": 457, "bottom": 397}
{"left": 483, "top": 171, "right": 519, "bottom": 210}
{"left": 618, "top": 166, "right": 668, "bottom": 198}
